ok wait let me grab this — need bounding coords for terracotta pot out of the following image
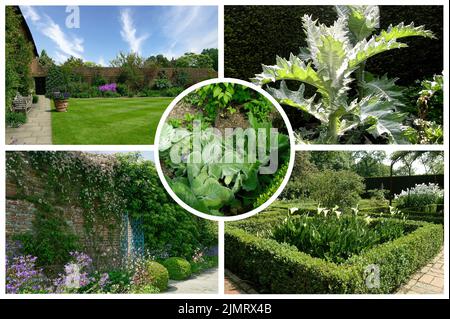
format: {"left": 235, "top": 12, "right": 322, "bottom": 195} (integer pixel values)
{"left": 55, "top": 99, "right": 69, "bottom": 112}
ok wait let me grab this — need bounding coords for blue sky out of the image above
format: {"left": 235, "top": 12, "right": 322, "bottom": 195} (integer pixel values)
{"left": 20, "top": 6, "right": 218, "bottom": 65}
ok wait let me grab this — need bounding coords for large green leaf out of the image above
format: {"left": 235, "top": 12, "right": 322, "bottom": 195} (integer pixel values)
{"left": 336, "top": 5, "right": 379, "bottom": 42}
{"left": 169, "top": 179, "right": 209, "bottom": 213}
{"left": 361, "top": 73, "right": 404, "bottom": 107}
{"left": 376, "top": 22, "right": 435, "bottom": 42}
{"left": 192, "top": 177, "right": 234, "bottom": 210}
{"left": 358, "top": 95, "right": 407, "bottom": 143}
{"left": 251, "top": 54, "right": 328, "bottom": 98}
{"left": 267, "top": 81, "right": 328, "bottom": 123}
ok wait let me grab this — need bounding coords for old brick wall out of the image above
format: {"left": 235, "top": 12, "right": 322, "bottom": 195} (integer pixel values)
{"left": 6, "top": 166, "right": 123, "bottom": 268}
{"left": 31, "top": 65, "right": 217, "bottom": 87}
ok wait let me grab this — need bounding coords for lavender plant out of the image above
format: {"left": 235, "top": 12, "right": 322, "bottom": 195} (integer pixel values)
{"left": 252, "top": 5, "right": 435, "bottom": 144}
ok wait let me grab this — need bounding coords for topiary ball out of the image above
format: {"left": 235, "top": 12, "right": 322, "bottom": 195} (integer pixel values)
{"left": 146, "top": 261, "right": 169, "bottom": 292}
{"left": 163, "top": 257, "right": 192, "bottom": 280}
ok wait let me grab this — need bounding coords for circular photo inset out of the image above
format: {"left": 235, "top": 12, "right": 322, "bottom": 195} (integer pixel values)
{"left": 155, "top": 79, "right": 295, "bottom": 221}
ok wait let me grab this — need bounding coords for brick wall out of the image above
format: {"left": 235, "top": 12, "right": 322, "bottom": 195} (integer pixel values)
{"left": 6, "top": 166, "right": 123, "bottom": 269}
{"left": 31, "top": 64, "right": 217, "bottom": 87}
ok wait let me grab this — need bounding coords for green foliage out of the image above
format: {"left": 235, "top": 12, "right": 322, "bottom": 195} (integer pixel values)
{"left": 252, "top": 5, "right": 435, "bottom": 144}
{"left": 145, "top": 261, "right": 169, "bottom": 292}
{"left": 175, "top": 52, "right": 213, "bottom": 69}
{"left": 172, "top": 70, "right": 190, "bottom": 88}
{"left": 6, "top": 111, "right": 27, "bottom": 128}
{"left": 145, "top": 54, "right": 171, "bottom": 68}
{"left": 5, "top": 6, "right": 34, "bottom": 112}
{"left": 115, "top": 153, "right": 218, "bottom": 258}
{"left": 162, "top": 257, "right": 192, "bottom": 280}
{"left": 225, "top": 217, "right": 443, "bottom": 293}
{"left": 46, "top": 65, "right": 69, "bottom": 97}
{"left": 92, "top": 74, "right": 107, "bottom": 87}
{"left": 111, "top": 52, "right": 145, "bottom": 93}
{"left": 254, "top": 161, "right": 289, "bottom": 208}
{"left": 305, "top": 169, "right": 365, "bottom": 210}
{"left": 159, "top": 119, "right": 290, "bottom": 216}
{"left": 32, "top": 95, "right": 39, "bottom": 104}
{"left": 272, "top": 209, "right": 406, "bottom": 263}
{"left": 201, "top": 48, "right": 219, "bottom": 71}
{"left": 190, "top": 255, "right": 218, "bottom": 274}
{"left": 153, "top": 71, "right": 172, "bottom": 90}
{"left": 395, "top": 183, "right": 444, "bottom": 209}
{"left": 38, "top": 50, "right": 55, "bottom": 68}
{"left": 15, "top": 204, "right": 80, "bottom": 272}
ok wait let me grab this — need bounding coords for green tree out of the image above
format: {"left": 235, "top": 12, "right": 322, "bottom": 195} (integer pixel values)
{"left": 175, "top": 52, "right": 213, "bottom": 68}
{"left": 38, "top": 50, "right": 55, "bottom": 68}
{"left": 145, "top": 54, "right": 170, "bottom": 68}
{"left": 61, "top": 56, "right": 84, "bottom": 69}
{"left": 420, "top": 152, "right": 444, "bottom": 175}
{"left": 352, "top": 151, "right": 390, "bottom": 177}
{"left": 310, "top": 152, "right": 353, "bottom": 171}
{"left": 201, "top": 48, "right": 218, "bottom": 71}
{"left": 110, "top": 52, "right": 145, "bottom": 93}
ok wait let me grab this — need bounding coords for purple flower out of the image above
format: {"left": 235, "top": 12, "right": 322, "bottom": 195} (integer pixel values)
{"left": 99, "top": 83, "right": 117, "bottom": 92}
{"left": 98, "top": 273, "right": 109, "bottom": 287}
{"left": 5, "top": 253, "right": 47, "bottom": 294}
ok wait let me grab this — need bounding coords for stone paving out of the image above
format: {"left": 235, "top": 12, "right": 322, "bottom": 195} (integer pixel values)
{"left": 397, "top": 248, "right": 445, "bottom": 294}
{"left": 224, "top": 269, "right": 257, "bottom": 294}
{"left": 165, "top": 267, "right": 218, "bottom": 294}
{"left": 6, "top": 95, "right": 52, "bottom": 144}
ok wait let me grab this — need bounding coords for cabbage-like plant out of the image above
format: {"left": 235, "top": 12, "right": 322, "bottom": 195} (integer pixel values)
{"left": 252, "top": 5, "right": 435, "bottom": 144}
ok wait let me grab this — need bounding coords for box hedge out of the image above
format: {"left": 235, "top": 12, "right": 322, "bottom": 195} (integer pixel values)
{"left": 225, "top": 219, "right": 443, "bottom": 294}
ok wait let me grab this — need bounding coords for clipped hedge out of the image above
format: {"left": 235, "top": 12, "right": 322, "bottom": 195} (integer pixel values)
{"left": 224, "top": 5, "right": 443, "bottom": 86}
{"left": 163, "top": 257, "right": 192, "bottom": 280}
{"left": 225, "top": 220, "right": 443, "bottom": 293}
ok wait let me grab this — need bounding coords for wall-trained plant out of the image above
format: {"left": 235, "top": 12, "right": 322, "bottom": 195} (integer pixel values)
{"left": 252, "top": 5, "right": 436, "bottom": 144}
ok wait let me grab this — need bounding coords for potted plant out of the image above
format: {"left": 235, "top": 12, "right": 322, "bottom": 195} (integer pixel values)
{"left": 52, "top": 92, "right": 70, "bottom": 112}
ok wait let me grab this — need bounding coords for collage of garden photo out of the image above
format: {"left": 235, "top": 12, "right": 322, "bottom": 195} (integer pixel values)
{"left": 2, "top": 1, "right": 448, "bottom": 302}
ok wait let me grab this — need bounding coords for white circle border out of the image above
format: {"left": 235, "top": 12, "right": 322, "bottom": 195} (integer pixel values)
{"left": 154, "top": 78, "right": 296, "bottom": 222}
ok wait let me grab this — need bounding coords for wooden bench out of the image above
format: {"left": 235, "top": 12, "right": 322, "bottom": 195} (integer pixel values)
{"left": 12, "top": 93, "right": 33, "bottom": 113}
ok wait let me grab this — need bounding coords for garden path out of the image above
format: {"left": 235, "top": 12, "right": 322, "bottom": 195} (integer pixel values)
{"left": 397, "top": 248, "right": 444, "bottom": 294}
{"left": 6, "top": 95, "right": 52, "bottom": 144}
{"left": 165, "top": 267, "right": 218, "bottom": 294}
{"left": 224, "top": 269, "right": 257, "bottom": 294}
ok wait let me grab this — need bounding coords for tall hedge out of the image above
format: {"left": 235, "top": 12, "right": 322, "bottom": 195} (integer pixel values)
{"left": 224, "top": 5, "right": 443, "bottom": 85}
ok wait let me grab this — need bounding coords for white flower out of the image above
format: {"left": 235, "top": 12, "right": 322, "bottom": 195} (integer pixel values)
{"left": 364, "top": 216, "right": 372, "bottom": 225}
{"left": 289, "top": 207, "right": 299, "bottom": 215}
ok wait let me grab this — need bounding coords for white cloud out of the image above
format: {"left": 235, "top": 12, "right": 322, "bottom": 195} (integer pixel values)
{"left": 97, "top": 56, "right": 107, "bottom": 67}
{"left": 42, "top": 18, "right": 84, "bottom": 60}
{"left": 120, "top": 9, "right": 148, "bottom": 54}
{"left": 161, "top": 6, "right": 217, "bottom": 58}
{"left": 21, "top": 6, "right": 41, "bottom": 23}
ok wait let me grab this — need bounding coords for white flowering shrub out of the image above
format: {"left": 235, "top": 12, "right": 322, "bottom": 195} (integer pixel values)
{"left": 395, "top": 183, "right": 444, "bottom": 209}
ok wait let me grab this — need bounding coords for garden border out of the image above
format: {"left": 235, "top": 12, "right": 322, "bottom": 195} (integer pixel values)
{"left": 225, "top": 218, "right": 443, "bottom": 294}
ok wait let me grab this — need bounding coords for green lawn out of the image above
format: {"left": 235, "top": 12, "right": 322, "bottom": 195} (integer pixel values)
{"left": 51, "top": 97, "right": 172, "bottom": 144}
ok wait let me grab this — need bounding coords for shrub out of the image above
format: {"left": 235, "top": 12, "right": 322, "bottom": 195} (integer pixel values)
{"left": 46, "top": 65, "right": 68, "bottom": 97}
{"left": 145, "top": 261, "right": 169, "bottom": 291}
{"left": 173, "top": 70, "right": 190, "bottom": 88}
{"left": 305, "top": 170, "right": 364, "bottom": 210}
{"left": 153, "top": 71, "right": 172, "bottom": 89}
{"left": 225, "top": 218, "right": 443, "bottom": 293}
{"left": 32, "top": 95, "right": 39, "bottom": 104}
{"left": 163, "top": 257, "right": 192, "bottom": 280}
{"left": 116, "top": 83, "right": 129, "bottom": 96}
{"left": 162, "top": 87, "right": 184, "bottom": 97}
{"left": 103, "top": 90, "right": 120, "bottom": 98}
{"left": 92, "top": 74, "right": 107, "bottom": 87}
{"left": 395, "top": 183, "right": 444, "bottom": 209}
{"left": 6, "top": 111, "right": 27, "bottom": 128}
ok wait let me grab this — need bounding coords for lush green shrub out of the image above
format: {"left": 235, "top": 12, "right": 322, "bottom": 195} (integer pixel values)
{"left": 145, "top": 261, "right": 169, "bottom": 291}
{"left": 32, "top": 95, "right": 39, "bottom": 104}
{"left": 153, "top": 71, "right": 172, "bottom": 89}
{"left": 305, "top": 170, "right": 364, "bottom": 210}
{"left": 6, "top": 111, "right": 27, "bottom": 128}
{"left": 103, "top": 90, "right": 120, "bottom": 98}
{"left": 46, "top": 65, "right": 68, "bottom": 97}
{"left": 116, "top": 83, "right": 129, "bottom": 97}
{"left": 163, "top": 257, "right": 192, "bottom": 280}
{"left": 173, "top": 70, "right": 190, "bottom": 88}
{"left": 395, "top": 183, "right": 444, "bottom": 209}
{"left": 190, "top": 255, "right": 219, "bottom": 274}
{"left": 5, "top": 7, "right": 34, "bottom": 111}
{"left": 92, "top": 74, "right": 107, "bottom": 87}
{"left": 162, "top": 87, "right": 184, "bottom": 97}
{"left": 14, "top": 204, "right": 80, "bottom": 272}
{"left": 273, "top": 212, "right": 407, "bottom": 263}
{"left": 254, "top": 161, "right": 289, "bottom": 208}
{"left": 225, "top": 219, "right": 443, "bottom": 293}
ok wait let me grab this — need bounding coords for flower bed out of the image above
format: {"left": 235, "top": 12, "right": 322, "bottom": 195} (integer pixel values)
{"left": 225, "top": 213, "right": 443, "bottom": 293}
